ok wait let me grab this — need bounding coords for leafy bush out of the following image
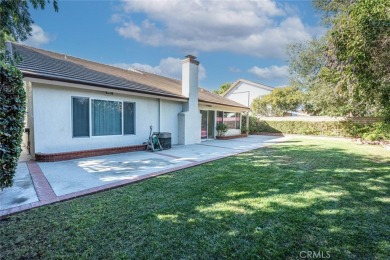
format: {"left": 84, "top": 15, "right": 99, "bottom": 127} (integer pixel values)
{"left": 216, "top": 123, "right": 228, "bottom": 137}
{"left": 240, "top": 114, "right": 248, "bottom": 134}
{"left": 0, "top": 60, "right": 26, "bottom": 189}
{"left": 361, "top": 122, "right": 390, "bottom": 142}
{"left": 246, "top": 117, "right": 389, "bottom": 142}
{"left": 251, "top": 86, "right": 303, "bottom": 116}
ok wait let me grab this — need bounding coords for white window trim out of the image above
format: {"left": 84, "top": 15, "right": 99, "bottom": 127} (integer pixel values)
{"left": 123, "top": 101, "right": 136, "bottom": 136}
{"left": 71, "top": 96, "right": 90, "bottom": 138}
{"left": 71, "top": 96, "right": 136, "bottom": 138}
{"left": 217, "top": 111, "right": 241, "bottom": 130}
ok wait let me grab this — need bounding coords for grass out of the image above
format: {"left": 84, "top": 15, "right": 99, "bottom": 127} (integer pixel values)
{"left": 1, "top": 138, "right": 389, "bottom": 259}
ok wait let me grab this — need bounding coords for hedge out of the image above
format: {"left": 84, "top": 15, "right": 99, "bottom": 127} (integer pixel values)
{"left": 0, "top": 61, "right": 26, "bottom": 189}
{"left": 242, "top": 116, "right": 390, "bottom": 142}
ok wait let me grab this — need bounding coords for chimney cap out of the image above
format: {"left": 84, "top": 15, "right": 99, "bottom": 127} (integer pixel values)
{"left": 183, "top": 55, "right": 199, "bottom": 65}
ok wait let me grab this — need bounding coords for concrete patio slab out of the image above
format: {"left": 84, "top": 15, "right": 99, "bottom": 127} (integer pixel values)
{"left": 0, "top": 163, "right": 38, "bottom": 210}
{"left": 157, "top": 143, "right": 237, "bottom": 162}
{"left": 156, "top": 135, "right": 285, "bottom": 162}
{"left": 203, "top": 135, "right": 285, "bottom": 150}
{"left": 39, "top": 151, "right": 192, "bottom": 196}
{"left": 1, "top": 135, "right": 289, "bottom": 217}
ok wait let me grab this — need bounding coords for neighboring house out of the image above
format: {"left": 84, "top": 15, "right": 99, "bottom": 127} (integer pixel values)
{"left": 222, "top": 79, "right": 273, "bottom": 108}
{"left": 8, "top": 43, "right": 249, "bottom": 161}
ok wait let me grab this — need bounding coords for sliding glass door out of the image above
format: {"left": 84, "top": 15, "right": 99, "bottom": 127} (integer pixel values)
{"left": 201, "top": 110, "right": 208, "bottom": 139}
{"left": 207, "top": 111, "right": 215, "bottom": 139}
{"left": 200, "top": 110, "right": 215, "bottom": 140}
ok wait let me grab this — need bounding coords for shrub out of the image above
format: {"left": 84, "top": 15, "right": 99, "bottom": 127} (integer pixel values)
{"left": 361, "top": 122, "right": 390, "bottom": 142}
{"left": 240, "top": 114, "right": 249, "bottom": 134}
{"left": 216, "top": 123, "right": 228, "bottom": 137}
{"left": 247, "top": 116, "right": 389, "bottom": 142}
{"left": 0, "top": 60, "right": 26, "bottom": 189}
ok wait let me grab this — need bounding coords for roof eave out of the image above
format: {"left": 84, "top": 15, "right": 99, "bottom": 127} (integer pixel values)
{"left": 21, "top": 71, "right": 188, "bottom": 101}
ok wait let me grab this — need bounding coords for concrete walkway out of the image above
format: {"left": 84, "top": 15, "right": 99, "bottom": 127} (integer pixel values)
{"left": 0, "top": 135, "right": 287, "bottom": 217}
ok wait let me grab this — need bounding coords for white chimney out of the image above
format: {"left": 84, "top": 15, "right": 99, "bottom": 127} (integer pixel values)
{"left": 181, "top": 55, "right": 199, "bottom": 98}
{"left": 178, "top": 55, "right": 201, "bottom": 145}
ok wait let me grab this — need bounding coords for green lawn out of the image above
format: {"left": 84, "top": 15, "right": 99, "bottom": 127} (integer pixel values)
{"left": 1, "top": 138, "right": 389, "bottom": 259}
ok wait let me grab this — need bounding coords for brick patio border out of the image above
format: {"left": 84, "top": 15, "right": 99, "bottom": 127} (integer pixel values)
{"left": 197, "top": 143, "right": 244, "bottom": 150}
{"left": 154, "top": 152, "right": 198, "bottom": 163}
{"left": 27, "top": 161, "right": 57, "bottom": 202}
{"left": 0, "top": 137, "right": 287, "bottom": 219}
{"left": 35, "top": 144, "right": 147, "bottom": 162}
{"left": 216, "top": 134, "right": 248, "bottom": 140}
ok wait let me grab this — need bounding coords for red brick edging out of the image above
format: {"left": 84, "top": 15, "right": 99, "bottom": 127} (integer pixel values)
{"left": 154, "top": 152, "right": 198, "bottom": 163}
{"left": 198, "top": 143, "right": 243, "bottom": 150}
{"left": 216, "top": 134, "right": 248, "bottom": 140}
{"left": 35, "top": 144, "right": 147, "bottom": 162}
{"left": 252, "top": 132, "right": 284, "bottom": 136}
{"left": 27, "top": 161, "right": 57, "bottom": 202}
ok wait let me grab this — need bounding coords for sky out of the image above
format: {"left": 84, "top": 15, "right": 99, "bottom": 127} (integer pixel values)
{"left": 26, "top": 0, "right": 324, "bottom": 91}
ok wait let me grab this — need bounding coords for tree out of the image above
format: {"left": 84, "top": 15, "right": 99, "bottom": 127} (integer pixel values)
{"left": 0, "top": 0, "right": 58, "bottom": 189}
{"left": 251, "top": 87, "right": 303, "bottom": 117}
{"left": 287, "top": 38, "right": 352, "bottom": 116}
{"left": 288, "top": 0, "right": 390, "bottom": 118}
{"left": 0, "top": 0, "right": 58, "bottom": 49}
{"left": 322, "top": 0, "right": 390, "bottom": 118}
{"left": 0, "top": 59, "right": 25, "bottom": 190}
{"left": 213, "top": 83, "right": 231, "bottom": 95}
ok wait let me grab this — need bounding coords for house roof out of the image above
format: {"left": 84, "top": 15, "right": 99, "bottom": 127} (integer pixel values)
{"left": 222, "top": 79, "right": 274, "bottom": 97}
{"left": 10, "top": 43, "right": 248, "bottom": 110}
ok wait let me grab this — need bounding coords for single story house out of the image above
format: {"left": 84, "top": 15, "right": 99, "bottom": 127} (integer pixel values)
{"left": 8, "top": 43, "right": 249, "bottom": 161}
{"left": 222, "top": 79, "right": 273, "bottom": 108}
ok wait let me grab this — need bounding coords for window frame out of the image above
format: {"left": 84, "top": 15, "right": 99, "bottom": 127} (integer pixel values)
{"left": 235, "top": 112, "right": 241, "bottom": 130}
{"left": 91, "top": 99, "right": 123, "bottom": 137}
{"left": 71, "top": 96, "right": 90, "bottom": 138}
{"left": 123, "top": 101, "right": 136, "bottom": 135}
{"left": 217, "top": 110, "right": 241, "bottom": 130}
{"left": 71, "top": 96, "right": 136, "bottom": 138}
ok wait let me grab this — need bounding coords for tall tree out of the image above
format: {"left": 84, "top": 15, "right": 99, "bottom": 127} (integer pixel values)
{"left": 287, "top": 38, "right": 353, "bottom": 116}
{"left": 0, "top": 0, "right": 58, "bottom": 189}
{"left": 288, "top": 0, "right": 390, "bottom": 118}
{"left": 322, "top": 0, "right": 390, "bottom": 117}
{"left": 251, "top": 87, "right": 303, "bottom": 117}
{"left": 213, "top": 83, "right": 232, "bottom": 95}
{"left": 0, "top": 0, "right": 58, "bottom": 49}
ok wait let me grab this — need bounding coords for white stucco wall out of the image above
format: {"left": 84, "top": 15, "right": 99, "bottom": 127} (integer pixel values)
{"left": 225, "top": 129, "right": 241, "bottom": 136}
{"left": 159, "top": 99, "right": 183, "bottom": 145}
{"left": 224, "top": 81, "right": 272, "bottom": 107}
{"left": 32, "top": 83, "right": 182, "bottom": 154}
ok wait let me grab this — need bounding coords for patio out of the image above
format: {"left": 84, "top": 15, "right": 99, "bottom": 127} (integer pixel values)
{"left": 0, "top": 135, "right": 287, "bottom": 216}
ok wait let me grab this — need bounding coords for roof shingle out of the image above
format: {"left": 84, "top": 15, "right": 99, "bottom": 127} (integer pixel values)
{"left": 12, "top": 43, "right": 248, "bottom": 109}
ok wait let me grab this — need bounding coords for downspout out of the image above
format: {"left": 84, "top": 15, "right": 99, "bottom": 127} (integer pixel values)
{"left": 158, "top": 99, "right": 161, "bottom": 132}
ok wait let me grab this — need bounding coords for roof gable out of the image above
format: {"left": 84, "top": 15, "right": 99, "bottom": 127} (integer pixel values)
{"left": 222, "top": 79, "right": 274, "bottom": 97}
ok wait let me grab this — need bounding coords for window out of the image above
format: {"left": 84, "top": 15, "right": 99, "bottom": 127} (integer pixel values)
{"left": 216, "top": 111, "right": 223, "bottom": 125}
{"left": 217, "top": 111, "right": 241, "bottom": 130}
{"left": 72, "top": 97, "right": 90, "bottom": 137}
{"left": 123, "top": 102, "right": 135, "bottom": 135}
{"left": 223, "top": 112, "right": 236, "bottom": 129}
{"left": 235, "top": 112, "right": 241, "bottom": 129}
{"left": 72, "top": 97, "right": 136, "bottom": 137}
{"left": 92, "top": 100, "right": 122, "bottom": 136}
